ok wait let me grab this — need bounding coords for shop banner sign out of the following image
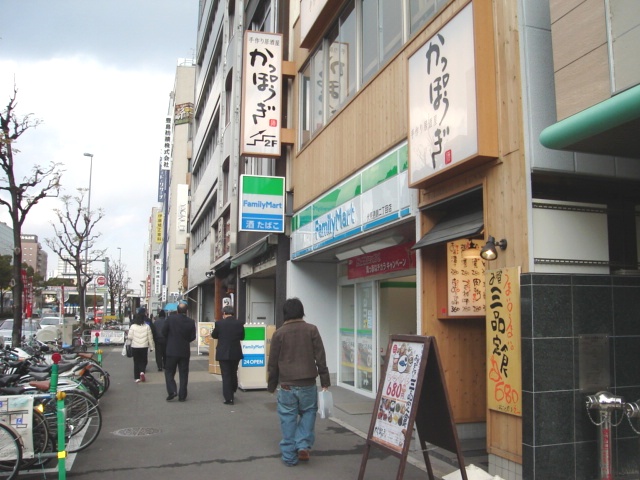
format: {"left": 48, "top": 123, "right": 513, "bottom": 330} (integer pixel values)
{"left": 241, "top": 31, "right": 283, "bottom": 157}
{"left": 239, "top": 175, "right": 285, "bottom": 233}
{"left": 486, "top": 267, "right": 522, "bottom": 416}
{"left": 175, "top": 184, "right": 189, "bottom": 248}
{"left": 292, "top": 144, "right": 412, "bottom": 259}
{"left": 242, "top": 325, "right": 266, "bottom": 367}
{"left": 348, "top": 242, "right": 416, "bottom": 279}
{"left": 91, "top": 329, "right": 126, "bottom": 344}
{"left": 408, "top": 3, "right": 478, "bottom": 186}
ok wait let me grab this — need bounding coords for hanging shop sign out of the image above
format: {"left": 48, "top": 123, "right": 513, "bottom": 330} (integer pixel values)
{"left": 485, "top": 266, "right": 522, "bottom": 416}
{"left": 175, "top": 184, "right": 189, "bottom": 248}
{"left": 407, "top": 0, "right": 498, "bottom": 189}
{"left": 241, "top": 31, "right": 283, "bottom": 157}
{"left": 239, "top": 175, "right": 285, "bottom": 233}
{"left": 160, "top": 115, "right": 173, "bottom": 170}
{"left": 155, "top": 212, "right": 164, "bottom": 244}
{"left": 292, "top": 143, "right": 413, "bottom": 259}
{"left": 174, "top": 102, "right": 194, "bottom": 125}
{"left": 446, "top": 239, "right": 486, "bottom": 316}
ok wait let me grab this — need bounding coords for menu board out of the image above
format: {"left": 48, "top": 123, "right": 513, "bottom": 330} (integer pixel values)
{"left": 447, "top": 239, "right": 486, "bottom": 316}
{"left": 486, "top": 266, "right": 522, "bottom": 416}
{"left": 371, "top": 340, "right": 424, "bottom": 453}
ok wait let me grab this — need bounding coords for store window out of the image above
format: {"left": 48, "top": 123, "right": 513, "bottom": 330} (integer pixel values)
{"left": 299, "top": 0, "right": 446, "bottom": 147}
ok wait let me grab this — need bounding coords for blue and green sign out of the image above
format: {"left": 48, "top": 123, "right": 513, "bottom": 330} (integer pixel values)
{"left": 239, "top": 175, "right": 285, "bottom": 233}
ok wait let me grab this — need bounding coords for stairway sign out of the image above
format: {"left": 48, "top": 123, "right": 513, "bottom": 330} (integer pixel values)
{"left": 359, "top": 335, "right": 468, "bottom": 480}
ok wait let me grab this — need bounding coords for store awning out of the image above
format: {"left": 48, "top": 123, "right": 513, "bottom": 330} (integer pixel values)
{"left": 230, "top": 237, "right": 269, "bottom": 268}
{"left": 539, "top": 84, "right": 640, "bottom": 158}
{"left": 412, "top": 208, "right": 483, "bottom": 250}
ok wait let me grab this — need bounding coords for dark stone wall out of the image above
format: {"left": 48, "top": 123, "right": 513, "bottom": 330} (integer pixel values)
{"left": 521, "top": 274, "right": 640, "bottom": 480}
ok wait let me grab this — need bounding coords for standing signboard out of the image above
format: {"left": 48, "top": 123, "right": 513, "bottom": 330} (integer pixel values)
{"left": 238, "top": 324, "right": 268, "bottom": 390}
{"left": 359, "top": 335, "right": 468, "bottom": 480}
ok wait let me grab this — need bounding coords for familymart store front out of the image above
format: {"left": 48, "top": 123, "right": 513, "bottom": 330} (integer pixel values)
{"left": 290, "top": 143, "right": 419, "bottom": 397}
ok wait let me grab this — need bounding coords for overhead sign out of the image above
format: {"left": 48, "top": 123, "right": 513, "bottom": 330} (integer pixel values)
{"left": 241, "top": 31, "right": 283, "bottom": 157}
{"left": 239, "top": 175, "right": 285, "bottom": 233}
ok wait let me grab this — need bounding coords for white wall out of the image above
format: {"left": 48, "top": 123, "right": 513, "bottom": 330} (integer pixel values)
{"left": 287, "top": 260, "right": 339, "bottom": 375}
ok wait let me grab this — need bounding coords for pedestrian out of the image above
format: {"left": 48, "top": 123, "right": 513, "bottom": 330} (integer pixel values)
{"left": 267, "top": 298, "right": 330, "bottom": 467}
{"left": 126, "top": 309, "right": 155, "bottom": 383}
{"left": 211, "top": 305, "right": 245, "bottom": 405}
{"left": 154, "top": 310, "right": 167, "bottom": 371}
{"left": 161, "top": 302, "right": 196, "bottom": 402}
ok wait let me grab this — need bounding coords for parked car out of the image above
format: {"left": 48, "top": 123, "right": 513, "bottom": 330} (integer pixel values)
{"left": 0, "top": 319, "right": 42, "bottom": 348}
{"left": 38, "top": 316, "right": 63, "bottom": 341}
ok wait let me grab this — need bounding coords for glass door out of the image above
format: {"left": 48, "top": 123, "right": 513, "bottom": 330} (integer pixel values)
{"left": 339, "top": 282, "right": 377, "bottom": 394}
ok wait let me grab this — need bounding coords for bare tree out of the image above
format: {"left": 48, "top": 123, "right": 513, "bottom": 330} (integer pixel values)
{"left": 0, "top": 86, "right": 62, "bottom": 346}
{"left": 45, "top": 190, "right": 105, "bottom": 325}
{"left": 107, "top": 258, "right": 130, "bottom": 321}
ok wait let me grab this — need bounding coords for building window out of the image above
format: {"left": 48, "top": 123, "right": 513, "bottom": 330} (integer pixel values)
{"left": 361, "top": 0, "right": 379, "bottom": 84}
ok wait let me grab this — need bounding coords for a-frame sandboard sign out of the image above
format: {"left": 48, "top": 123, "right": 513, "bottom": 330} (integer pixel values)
{"left": 358, "top": 335, "right": 468, "bottom": 480}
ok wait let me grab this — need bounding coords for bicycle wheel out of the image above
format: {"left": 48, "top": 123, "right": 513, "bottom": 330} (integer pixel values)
{"left": 0, "top": 421, "right": 23, "bottom": 479}
{"left": 18, "top": 409, "right": 52, "bottom": 470}
{"left": 61, "top": 390, "right": 102, "bottom": 453}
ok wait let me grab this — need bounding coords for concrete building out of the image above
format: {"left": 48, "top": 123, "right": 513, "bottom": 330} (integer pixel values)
{"left": 286, "top": 0, "right": 639, "bottom": 479}
{"left": 20, "top": 234, "right": 48, "bottom": 279}
{"left": 0, "top": 222, "right": 12, "bottom": 258}
{"left": 187, "top": 0, "right": 291, "bottom": 326}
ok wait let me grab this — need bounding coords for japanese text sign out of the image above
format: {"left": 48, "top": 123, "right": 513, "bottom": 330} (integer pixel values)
{"left": 348, "top": 242, "right": 416, "bottom": 279}
{"left": 447, "top": 239, "right": 485, "bottom": 316}
{"left": 486, "top": 266, "right": 522, "bottom": 416}
{"left": 407, "top": 3, "right": 478, "bottom": 186}
{"left": 241, "top": 31, "right": 283, "bottom": 157}
{"left": 372, "top": 340, "right": 424, "bottom": 453}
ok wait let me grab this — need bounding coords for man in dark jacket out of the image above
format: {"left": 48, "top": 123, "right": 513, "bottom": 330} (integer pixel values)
{"left": 267, "top": 298, "right": 330, "bottom": 467}
{"left": 153, "top": 310, "right": 167, "bottom": 371}
{"left": 161, "top": 303, "right": 196, "bottom": 402}
{"left": 211, "top": 305, "right": 245, "bottom": 405}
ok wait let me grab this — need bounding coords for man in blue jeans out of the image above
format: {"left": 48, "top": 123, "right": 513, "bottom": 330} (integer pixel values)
{"left": 267, "top": 298, "right": 330, "bottom": 467}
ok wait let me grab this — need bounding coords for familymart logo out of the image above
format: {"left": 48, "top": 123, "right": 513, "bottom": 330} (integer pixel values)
{"left": 315, "top": 203, "right": 357, "bottom": 239}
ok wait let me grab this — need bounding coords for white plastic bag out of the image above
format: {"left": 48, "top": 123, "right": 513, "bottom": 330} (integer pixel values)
{"left": 317, "top": 389, "right": 333, "bottom": 419}
{"left": 121, "top": 343, "right": 127, "bottom": 356}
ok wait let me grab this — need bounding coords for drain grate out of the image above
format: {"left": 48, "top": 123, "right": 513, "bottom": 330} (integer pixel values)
{"left": 113, "top": 427, "right": 162, "bottom": 437}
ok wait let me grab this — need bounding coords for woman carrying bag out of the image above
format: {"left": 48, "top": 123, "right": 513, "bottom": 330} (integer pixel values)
{"left": 127, "top": 308, "right": 155, "bottom": 383}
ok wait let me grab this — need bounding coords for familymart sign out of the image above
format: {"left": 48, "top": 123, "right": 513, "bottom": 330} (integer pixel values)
{"left": 291, "top": 143, "right": 413, "bottom": 259}
{"left": 239, "top": 175, "right": 285, "bottom": 233}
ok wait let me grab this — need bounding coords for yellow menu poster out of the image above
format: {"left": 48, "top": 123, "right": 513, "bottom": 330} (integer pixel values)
{"left": 486, "top": 267, "right": 522, "bottom": 416}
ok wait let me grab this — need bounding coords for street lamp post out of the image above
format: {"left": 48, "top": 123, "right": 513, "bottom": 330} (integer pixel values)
{"left": 83, "top": 152, "right": 94, "bottom": 322}
{"left": 117, "top": 247, "right": 122, "bottom": 320}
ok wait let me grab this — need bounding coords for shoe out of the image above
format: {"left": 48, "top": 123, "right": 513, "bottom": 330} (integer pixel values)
{"left": 223, "top": 400, "right": 234, "bottom": 405}
{"left": 158, "top": 368, "right": 163, "bottom": 372}
{"left": 140, "top": 372, "right": 146, "bottom": 382}
{"left": 166, "top": 393, "right": 177, "bottom": 401}
{"left": 135, "top": 379, "right": 141, "bottom": 383}
{"left": 178, "top": 398, "right": 186, "bottom": 402}
{"left": 297, "top": 449, "right": 310, "bottom": 461}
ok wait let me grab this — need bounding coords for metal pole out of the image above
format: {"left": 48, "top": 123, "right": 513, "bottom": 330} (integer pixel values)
{"left": 83, "top": 152, "right": 94, "bottom": 324}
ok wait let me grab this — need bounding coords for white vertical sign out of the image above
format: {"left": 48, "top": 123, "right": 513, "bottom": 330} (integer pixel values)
{"left": 175, "top": 184, "right": 189, "bottom": 249}
{"left": 241, "top": 31, "right": 283, "bottom": 157}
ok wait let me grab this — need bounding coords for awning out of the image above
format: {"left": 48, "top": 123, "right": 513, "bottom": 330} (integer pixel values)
{"left": 539, "top": 84, "right": 640, "bottom": 158}
{"left": 412, "top": 208, "right": 483, "bottom": 250}
{"left": 230, "top": 237, "right": 269, "bottom": 268}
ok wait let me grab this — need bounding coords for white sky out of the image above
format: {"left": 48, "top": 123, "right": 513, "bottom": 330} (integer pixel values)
{"left": 0, "top": 0, "right": 198, "bottom": 290}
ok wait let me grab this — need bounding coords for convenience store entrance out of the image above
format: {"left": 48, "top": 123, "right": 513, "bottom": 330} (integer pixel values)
{"left": 338, "top": 276, "right": 417, "bottom": 397}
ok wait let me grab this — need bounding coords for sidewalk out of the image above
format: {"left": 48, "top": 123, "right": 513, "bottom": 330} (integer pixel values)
{"left": 21, "top": 346, "right": 482, "bottom": 480}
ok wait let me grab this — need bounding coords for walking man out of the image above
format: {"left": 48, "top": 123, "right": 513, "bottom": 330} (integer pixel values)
{"left": 267, "top": 298, "right": 330, "bottom": 467}
{"left": 211, "top": 305, "right": 245, "bottom": 405}
{"left": 154, "top": 310, "right": 167, "bottom": 371}
{"left": 162, "top": 302, "right": 196, "bottom": 402}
